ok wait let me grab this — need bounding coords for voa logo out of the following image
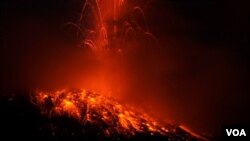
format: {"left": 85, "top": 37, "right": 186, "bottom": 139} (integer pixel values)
{"left": 226, "top": 129, "right": 247, "bottom": 136}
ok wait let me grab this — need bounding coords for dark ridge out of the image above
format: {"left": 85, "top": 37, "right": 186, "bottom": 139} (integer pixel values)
{"left": 0, "top": 91, "right": 203, "bottom": 141}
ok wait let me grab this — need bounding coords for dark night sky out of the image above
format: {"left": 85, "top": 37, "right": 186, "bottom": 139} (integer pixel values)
{"left": 0, "top": 0, "right": 250, "bottom": 138}
{"left": 145, "top": 0, "right": 250, "bottom": 136}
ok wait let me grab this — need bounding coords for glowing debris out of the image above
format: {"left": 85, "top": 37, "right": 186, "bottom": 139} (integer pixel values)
{"left": 34, "top": 89, "right": 171, "bottom": 136}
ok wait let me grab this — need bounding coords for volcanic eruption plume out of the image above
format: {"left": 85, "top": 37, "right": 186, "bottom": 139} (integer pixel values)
{"left": 27, "top": 0, "right": 208, "bottom": 140}
{"left": 0, "top": 0, "right": 208, "bottom": 140}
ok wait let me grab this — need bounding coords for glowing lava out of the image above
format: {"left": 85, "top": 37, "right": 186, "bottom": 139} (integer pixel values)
{"left": 34, "top": 89, "right": 172, "bottom": 136}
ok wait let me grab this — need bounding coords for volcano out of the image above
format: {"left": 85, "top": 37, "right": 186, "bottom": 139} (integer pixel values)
{"left": 0, "top": 89, "right": 206, "bottom": 141}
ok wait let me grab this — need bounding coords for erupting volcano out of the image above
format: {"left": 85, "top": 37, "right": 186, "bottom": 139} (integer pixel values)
{"left": 0, "top": 0, "right": 213, "bottom": 140}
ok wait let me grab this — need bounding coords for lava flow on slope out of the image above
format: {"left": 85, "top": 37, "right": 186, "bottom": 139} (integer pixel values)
{"left": 31, "top": 89, "right": 204, "bottom": 140}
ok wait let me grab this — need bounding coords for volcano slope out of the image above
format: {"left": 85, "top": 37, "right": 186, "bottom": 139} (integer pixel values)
{"left": 0, "top": 89, "right": 205, "bottom": 141}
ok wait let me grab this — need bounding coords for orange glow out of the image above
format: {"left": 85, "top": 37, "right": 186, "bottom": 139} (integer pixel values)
{"left": 34, "top": 89, "right": 172, "bottom": 136}
{"left": 27, "top": 0, "right": 193, "bottom": 138}
{"left": 59, "top": 100, "right": 81, "bottom": 118}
